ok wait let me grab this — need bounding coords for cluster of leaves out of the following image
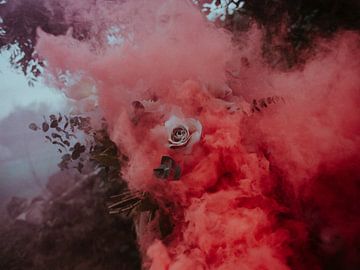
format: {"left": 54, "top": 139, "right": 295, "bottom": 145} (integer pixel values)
{"left": 90, "top": 126, "right": 124, "bottom": 182}
{"left": 29, "top": 113, "right": 91, "bottom": 173}
{"left": 28, "top": 113, "right": 134, "bottom": 208}
{"left": 28, "top": 113, "right": 163, "bottom": 224}
{"left": 0, "top": 0, "right": 91, "bottom": 80}
{"left": 0, "top": 0, "right": 64, "bottom": 79}
{"left": 222, "top": 0, "right": 360, "bottom": 68}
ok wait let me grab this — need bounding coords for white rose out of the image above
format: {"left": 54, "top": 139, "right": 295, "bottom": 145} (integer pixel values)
{"left": 165, "top": 116, "right": 202, "bottom": 150}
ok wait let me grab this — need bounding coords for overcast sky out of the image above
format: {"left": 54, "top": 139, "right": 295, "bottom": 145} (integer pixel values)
{"left": 0, "top": 48, "right": 69, "bottom": 206}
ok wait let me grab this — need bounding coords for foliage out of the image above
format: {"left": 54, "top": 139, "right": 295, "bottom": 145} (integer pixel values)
{"left": 227, "top": 0, "right": 360, "bottom": 68}
{"left": 28, "top": 113, "right": 167, "bottom": 235}
{"left": 29, "top": 113, "right": 92, "bottom": 173}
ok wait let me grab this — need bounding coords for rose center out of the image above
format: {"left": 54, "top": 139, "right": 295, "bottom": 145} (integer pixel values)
{"left": 171, "top": 126, "right": 189, "bottom": 143}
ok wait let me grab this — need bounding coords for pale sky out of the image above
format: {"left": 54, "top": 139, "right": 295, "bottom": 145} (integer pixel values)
{"left": 0, "top": 48, "right": 69, "bottom": 204}
{"left": 0, "top": 48, "right": 67, "bottom": 120}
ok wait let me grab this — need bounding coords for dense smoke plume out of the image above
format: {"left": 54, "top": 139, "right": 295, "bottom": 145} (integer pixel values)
{"left": 1, "top": 0, "right": 360, "bottom": 269}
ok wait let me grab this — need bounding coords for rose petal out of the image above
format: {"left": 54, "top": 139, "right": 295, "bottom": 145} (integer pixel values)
{"left": 165, "top": 116, "right": 185, "bottom": 131}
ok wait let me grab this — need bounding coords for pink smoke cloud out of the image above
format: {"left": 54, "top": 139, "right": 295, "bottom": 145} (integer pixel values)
{"left": 35, "top": 0, "right": 360, "bottom": 269}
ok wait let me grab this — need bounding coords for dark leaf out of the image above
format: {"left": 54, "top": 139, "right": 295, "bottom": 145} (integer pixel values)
{"left": 79, "top": 145, "right": 86, "bottom": 153}
{"left": 154, "top": 166, "right": 170, "bottom": 179}
{"left": 154, "top": 156, "right": 181, "bottom": 180}
{"left": 71, "top": 149, "right": 81, "bottom": 160}
{"left": 50, "top": 120, "right": 58, "bottom": 128}
{"left": 56, "top": 127, "right": 63, "bottom": 132}
{"left": 63, "top": 140, "right": 70, "bottom": 147}
{"left": 160, "top": 156, "right": 174, "bottom": 168}
{"left": 42, "top": 122, "right": 49, "bottom": 132}
{"left": 51, "top": 133, "right": 61, "bottom": 139}
{"left": 173, "top": 165, "right": 181, "bottom": 180}
{"left": 71, "top": 117, "right": 79, "bottom": 126}
{"left": 259, "top": 99, "right": 267, "bottom": 108}
{"left": 49, "top": 114, "right": 57, "bottom": 121}
{"left": 74, "top": 142, "right": 81, "bottom": 149}
{"left": 45, "top": 136, "right": 52, "bottom": 142}
{"left": 52, "top": 141, "right": 65, "bottom": 148}
{"left": 28, "top": 123, "right": 38, "bottom": 131}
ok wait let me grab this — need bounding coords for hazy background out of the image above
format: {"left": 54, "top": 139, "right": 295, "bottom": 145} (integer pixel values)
{"left": 0, "top": 48, "right": 68, "bottom": 212}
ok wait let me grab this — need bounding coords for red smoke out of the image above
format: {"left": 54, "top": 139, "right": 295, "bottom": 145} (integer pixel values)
{"left": 36, "top": 0, "right": 360, "bottom": 269}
